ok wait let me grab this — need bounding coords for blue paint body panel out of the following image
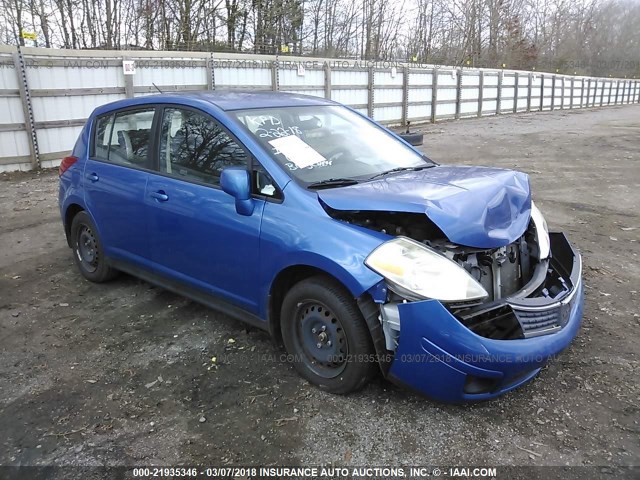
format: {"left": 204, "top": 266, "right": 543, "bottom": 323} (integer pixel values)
{"left": 84, "top": 159, "right": 151, "bottom": 264}
{"left": 317, "top": 165, "right": 532, "bottom": 248}
{"left": 58, "top": 91, "right": 584, "bottom": 403}
{"left": 388, "top": 281, "right": 584, "bottom": 402}
{"left": 144, "top": 175, "right": 265, "bottom": 313}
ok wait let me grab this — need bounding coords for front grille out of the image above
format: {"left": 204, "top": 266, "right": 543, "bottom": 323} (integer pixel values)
{"left": 456, "top": 304, "right": 524, "bottom": 340}
{"left": 515, "top": 308, "right": 561, "bottom": 334}
{"left": 513, "top": 289, "right": 576, "bottom": 337}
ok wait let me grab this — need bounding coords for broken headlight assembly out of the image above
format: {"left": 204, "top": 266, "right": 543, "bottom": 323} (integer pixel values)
{"left": 365, "top": 236, "right": 489, "bottom": 302}
{"left": 530, "top": 201, "right": 550, "bottom": 260}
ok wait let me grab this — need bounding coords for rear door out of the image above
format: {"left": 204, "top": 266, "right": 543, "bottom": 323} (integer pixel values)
{"left": 84, "top": 107, "right": 157, "bottom": 267}
{"left": 145, "top": 106, "right": 265, "bottom": 313}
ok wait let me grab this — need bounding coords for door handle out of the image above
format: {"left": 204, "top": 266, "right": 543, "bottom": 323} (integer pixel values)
{"left": 150, "top": 190, "right": 169, "bottom": 202}
{"left": 87, "top": 172, "right": 99, "bottom": 182}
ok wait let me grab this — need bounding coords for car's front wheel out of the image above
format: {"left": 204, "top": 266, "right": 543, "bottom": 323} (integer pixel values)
{"left": 70, "top": 211, "right": 118, "bottom": 283}
{"left": 281, "top": 276, "right": 377, "bottom": 394}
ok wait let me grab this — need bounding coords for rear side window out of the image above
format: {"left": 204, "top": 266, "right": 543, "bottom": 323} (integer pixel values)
{"left": 94, "top": 114, "right": 114, "bottom": 161}
{"left": 92, "top": 108, "right": 155, "bottom": 167}
{"left": 159, "top": 107, "right": 248, "bottom": 185}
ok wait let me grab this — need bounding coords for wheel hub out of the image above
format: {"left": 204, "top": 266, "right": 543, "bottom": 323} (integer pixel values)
{"left": 317, "top": 331, "right": 328, "bottom": 345}
{"left": 76, "top": 225, "right": 99, "bottom": 273}
{"left": 297, "top": 302, "right": 348, "bottom": 378}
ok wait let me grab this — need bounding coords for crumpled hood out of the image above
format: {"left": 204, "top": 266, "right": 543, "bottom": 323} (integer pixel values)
{"left": 317, "top": 165, "right": 532, "bottom": 248}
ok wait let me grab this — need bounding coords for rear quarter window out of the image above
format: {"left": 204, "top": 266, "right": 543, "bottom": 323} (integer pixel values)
{"left": 92, "top": 108, "right": 155, "bottom": 167}
{"left": 93, "top": 114, "right": 114, "bottom": 161}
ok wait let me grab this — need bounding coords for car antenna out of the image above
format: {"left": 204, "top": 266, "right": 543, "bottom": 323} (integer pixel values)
{"left": 152, "top": 83, "right": 163, "bottom": 94}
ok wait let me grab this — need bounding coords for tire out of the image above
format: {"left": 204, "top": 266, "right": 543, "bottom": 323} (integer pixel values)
{"left": 399, "top": 132, "right": 424, "bottom": 146}
{"left": 281, "top": 275, "right": 377, "bottom": 394}
{"left": 70, "top": 211, "right": 118, "bottom": 283}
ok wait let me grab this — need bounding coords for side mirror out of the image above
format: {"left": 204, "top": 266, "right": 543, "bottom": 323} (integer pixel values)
{"left": 220, "top": 168, "right": 254, "bottom": 216}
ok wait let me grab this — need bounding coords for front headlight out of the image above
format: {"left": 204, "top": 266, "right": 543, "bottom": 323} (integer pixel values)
{"left": 530, "top": 201, "right": 550, "bottom": 259}
{"left": 365, "top": 237, "right": 489, "bottom": 302}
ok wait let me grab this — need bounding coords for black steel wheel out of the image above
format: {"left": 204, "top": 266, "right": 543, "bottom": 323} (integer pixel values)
{"left": 70, "top": 211, "right": 118, "bottom": 282}
{"left": 281, "top": 275, "right": 377, "bottom": 394}
{"left": 295, "top": 300, "right": 349, "bottom": 378}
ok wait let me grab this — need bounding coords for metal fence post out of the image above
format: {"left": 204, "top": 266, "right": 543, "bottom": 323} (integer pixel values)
{"left": 455, "top": 68, "right": 462, "bottom": 119}
{"left": 561, "top": 76, "right": 565, "bottom": 109}
{"left": 580, "top": 79, "right": 585, "bottom": 107}
{"left": 513, "top": 72, "right": 520, "bottom": 113}
{"left": 608, "top": 81, "right": 613, "bottom": 105}
{"left": 123, "top": 59, "right": 134, "bottom": 98}
{"left": 594, "top": 79, "right": 599, "bottom": 106}
{"left": 586, "top": 79, "right": 591, "bottom": 107}
{"left": 12, "top": 50, "right": 40, "bottom": 169}
{"left": 496, "top": 71, "right": 503, "bottom": 114}
{"left": 513, "top": 72, "right": 519, "bottom": 113}
{"left": 477, "top": 71, "right": 484, "bottom": 117}
{"left": 615, "top": 80, "right": 620, "bottom": 105}
{"left": 401, "top": 65, "right": 409, "bottom": 126}
{"left": 540, "top": 74, "right": 545, "bottom": 111}
{"left": 570, "top": 78, "right": 574, "bottom": 108}
{"left": 367, "top": 66, "right": 375, "bottom": 118}
{"left": 551, "top": 75, "right": 556, "bottom": 110}
{"left": 431, "top": 67, "right": 438, "bottom": 123}
{"left": 599, "top": 79, "right": 605, "bottom": 106}
{"left": 206, "top": 52, "right": 214, "bottom": 90}
{"left": 526, "top": 73, "right": 532, "bottom": 112}
{"left": 324, "top": 62, "right": 332, "bottom": 100}
{"left": 271, "top": 61, "right": 279, "bottom": 91}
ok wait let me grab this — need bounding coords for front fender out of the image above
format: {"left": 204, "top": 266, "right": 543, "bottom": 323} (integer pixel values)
{"left": 267, "top": 250, "right": 383, "bottom": 300}
{"left": 258, "top": 197, "right": 387, "bottom": 319}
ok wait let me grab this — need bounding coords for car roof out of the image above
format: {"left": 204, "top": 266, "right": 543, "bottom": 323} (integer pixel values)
{"left": 95, "top": 90, "right": 336, "bottom": 114}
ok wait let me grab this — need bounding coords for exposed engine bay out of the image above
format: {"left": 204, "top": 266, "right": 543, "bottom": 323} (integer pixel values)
{"left": 328, "top": 209, "right": 540, "bottom": 303}
{"left": 326, "top": 208, "right": 577, "bottom": 347}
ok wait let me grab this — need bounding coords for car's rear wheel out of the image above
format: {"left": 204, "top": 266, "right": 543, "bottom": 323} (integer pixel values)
{"left": 70, "top": 211, "right": 118, "bottom": 283}
{"left": 281, "top": 276, "right": 377, "bottom": 394}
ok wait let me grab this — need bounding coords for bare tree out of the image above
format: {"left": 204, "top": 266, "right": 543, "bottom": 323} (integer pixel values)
{"left": 0, "top": 0, "right": 638, "bottom": 77}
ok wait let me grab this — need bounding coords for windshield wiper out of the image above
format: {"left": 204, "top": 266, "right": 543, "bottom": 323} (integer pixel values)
{"left": 306, "top": 178, "right": 360, "bottom": 189}
{"left": 368, "top": 164, "right": 434, "bottom": 181}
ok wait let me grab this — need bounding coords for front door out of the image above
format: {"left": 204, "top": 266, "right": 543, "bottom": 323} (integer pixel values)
{"left": 145, "top": 106, "right": 264, "bottom": 313}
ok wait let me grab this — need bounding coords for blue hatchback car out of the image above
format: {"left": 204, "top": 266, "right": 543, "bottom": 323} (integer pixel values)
{"left": 59, "top": 91, "right": 583, "bottom": 403}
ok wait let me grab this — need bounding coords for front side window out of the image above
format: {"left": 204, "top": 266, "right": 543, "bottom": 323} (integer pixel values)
{"left": 159, "top": 107, "right": 248, "bottom": 185}
{"left": 92, "top": 109, "right": 155, "bottom": 167}
{"left": 232, "top": 105, "right": 432, "bottom": 185}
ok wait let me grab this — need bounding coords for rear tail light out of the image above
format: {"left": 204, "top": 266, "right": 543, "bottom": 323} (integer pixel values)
{"left": 59, "top": 156, "right": 78, "bottom": 176}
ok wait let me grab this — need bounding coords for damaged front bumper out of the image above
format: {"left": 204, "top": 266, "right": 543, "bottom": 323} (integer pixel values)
{"left": 386, "top": 232, "right": 584, "bottom": 403}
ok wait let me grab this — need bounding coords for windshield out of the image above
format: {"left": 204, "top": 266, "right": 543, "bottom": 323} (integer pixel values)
{"left": 231, "top": 105, "right": 432, "bottom": 185}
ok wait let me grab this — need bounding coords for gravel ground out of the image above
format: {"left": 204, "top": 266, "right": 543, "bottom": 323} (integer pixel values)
{"left": 0, "top": 105, "right": 638, "bottom": 477}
